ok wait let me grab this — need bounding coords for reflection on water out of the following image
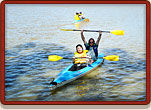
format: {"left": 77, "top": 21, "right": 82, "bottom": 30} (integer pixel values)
{"left": 5, "top": 43, "right": 146, "bottom": 101}
{"left": 5, "top": 42, "right": 73, "bottom": 101}
{"left": 73, "top": 20, "right": 90, "bottom": 29}
{"left": 5, "top": 4, "right": 146, "bottom": 101}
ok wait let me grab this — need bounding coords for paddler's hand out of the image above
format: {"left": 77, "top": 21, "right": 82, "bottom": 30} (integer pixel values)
{"left": 72, "top": 57, "right": 75, "bottom": 63}
{"left": 81, "top": 30, "right": 84, "bottom": 33}
{"left": 99, "top": 30, "right": 102, "bottom": 35}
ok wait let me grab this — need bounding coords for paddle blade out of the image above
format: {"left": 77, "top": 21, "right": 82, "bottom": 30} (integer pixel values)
{"left": 103, "top": 55, "right": 119, "bottom": 61}
{"left": 84, "top": 18, "right": 90, "bottom": 22}
{"left": 48, "top": 55, "right": 63, "bottom": 61}
{"left": 60, "top": 29, "right": 73, "bottom": 31}
{"left": 110, "top": 30, "right": 124, "bottom": 35}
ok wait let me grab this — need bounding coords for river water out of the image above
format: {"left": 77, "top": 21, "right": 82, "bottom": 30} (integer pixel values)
{"left": 5, "top": 4, "right": 146, "bottom": 101}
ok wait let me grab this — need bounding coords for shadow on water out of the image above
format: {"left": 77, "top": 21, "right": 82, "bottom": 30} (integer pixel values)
{"left": 75, "top": 48, "right": 146, "bottom": 101}
{"left": 5, "top": 45, "right": 146, "bottom": 101}
{"left": 103, "top": 48, "right": 146, "bottom": 73}
{"left": 5, "top": 42, "right": 73, "bottom": 101}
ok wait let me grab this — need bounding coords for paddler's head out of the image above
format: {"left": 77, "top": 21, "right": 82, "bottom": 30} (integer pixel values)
{"left": 88, "top": 38, "right": 95, "bottom": 46}
{"left": 76, "top": 44, "right": 83, "bottom": 54}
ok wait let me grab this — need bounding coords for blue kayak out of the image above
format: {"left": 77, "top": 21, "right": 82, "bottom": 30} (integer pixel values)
{"left": 50, "top": 54, "right": 104, "bottom": 90}
{"left": 72, "top": 18, "right": 89, "bottom": 24}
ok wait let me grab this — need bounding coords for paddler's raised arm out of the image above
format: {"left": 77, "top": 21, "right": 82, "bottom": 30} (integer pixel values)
{"left": 96, "top": 30, "right": 102, "bottom": 46}
{"left": 81, "top": 30, "right": 87, "bottom": 44}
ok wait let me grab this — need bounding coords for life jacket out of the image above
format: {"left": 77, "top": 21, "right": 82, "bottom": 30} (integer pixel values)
{"left": 74, "top": 50, "right": 88, "bottom": 64}
{"left": 75, "top": 15, "right": 80, "bottom": 20}
{"left": 85, "top": 43, "right": 98, "bottom": 57}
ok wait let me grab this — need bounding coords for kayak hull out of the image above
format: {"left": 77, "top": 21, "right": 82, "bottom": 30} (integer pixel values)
{"left": 50, "top": 54, "right": 104, "bottom": 90}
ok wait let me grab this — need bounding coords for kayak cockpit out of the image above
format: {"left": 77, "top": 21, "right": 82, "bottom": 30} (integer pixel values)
{"left": 49, "top": 54, "right": 104, "bottom": 90}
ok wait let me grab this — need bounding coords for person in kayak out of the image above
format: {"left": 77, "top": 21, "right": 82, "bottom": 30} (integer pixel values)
{"left": 75, "top": 12, "right": 80, "bottom": 21}
{"left": 50, "top": 44, "right": 90, "bottom": 85}
{"left": 78, "top": 12, "right": 85, "bottom": 19}
{"left": 69, "top": 44, "right": 90, "bottom": 71}
{"left": 81, "top": 30, "right": 102, "bottom": 63}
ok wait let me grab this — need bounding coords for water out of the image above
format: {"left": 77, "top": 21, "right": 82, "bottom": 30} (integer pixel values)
{"left": 5, "top": 4, "right": 146, "bottom": 101}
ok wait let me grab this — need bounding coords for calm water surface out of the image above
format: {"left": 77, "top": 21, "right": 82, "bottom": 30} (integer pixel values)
{"left": 5, "top": 4, "right": 146, "bottom": 101}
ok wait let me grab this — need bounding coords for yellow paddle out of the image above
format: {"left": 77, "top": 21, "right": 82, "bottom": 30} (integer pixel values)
{"left": 103, "top": 55, "right": 119, "bottom": 61}
{"left": 84, "top": 18, "right": 90, "bottom": 22}
{"left": 48, "top": 55, "right": 119, "bottom": 62}
{"left": 60, "top": 29, "right": 124, "bottom": 35}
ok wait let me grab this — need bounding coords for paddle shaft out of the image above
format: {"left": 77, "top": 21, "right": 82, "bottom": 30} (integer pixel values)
{"left": 73, "top": 29, "right": 110, "bottom": 33}
{"left": 72, "top": 29, "right": 110, "bottom": 33}
{"left": 48, "top": 55, "right": 119, "bottom": 61}
{"left": 62, "top": 57, "right": 102, "bottom": 59}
